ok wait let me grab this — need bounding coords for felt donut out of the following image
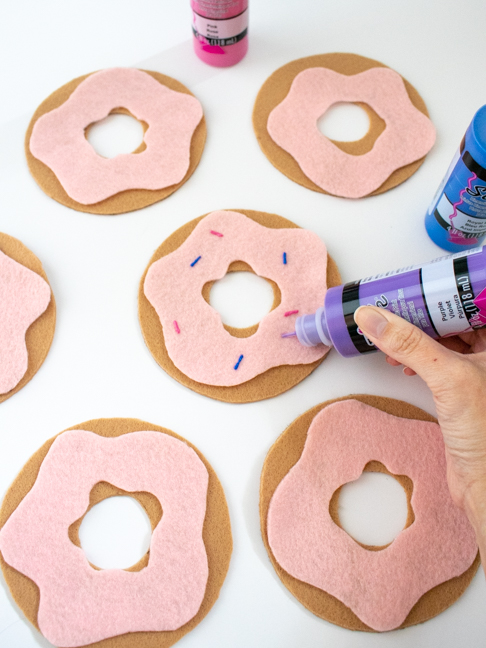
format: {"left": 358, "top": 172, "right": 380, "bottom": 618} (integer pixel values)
{"left": 253, "top": 53, "right": 436, "bottom": 198}
{"left": 0, "top": 232, "right": 55, "bottom": 404}
{"left": 26, "top": 68, "right": 206, "bottom": 215}
{"left": 0, "top": 418, "right": 232, "bottom": 648}
{"left": 260, "top": 395, "right": 480, "bottom": 632}
{"left": 139, "top": 209, "right": 341, "bottom": 403}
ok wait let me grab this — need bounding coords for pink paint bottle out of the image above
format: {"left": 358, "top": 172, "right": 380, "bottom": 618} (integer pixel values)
{"left": 191, "top": 0, "right": 248, "bottom": 67}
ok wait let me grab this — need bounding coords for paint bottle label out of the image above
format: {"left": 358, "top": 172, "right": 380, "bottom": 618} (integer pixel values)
{"left": 192, "top": 8, "right": 248, "bottom": 46}
{"left": 332, "top": 247, "right": 486, "bottom": 356}
{"left": 426, "top": 137, "right": 486, "bottom": 249}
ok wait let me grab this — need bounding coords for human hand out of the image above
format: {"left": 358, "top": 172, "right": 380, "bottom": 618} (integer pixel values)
{"left": 354, "top": 306, "right": 486, "bottom": 528}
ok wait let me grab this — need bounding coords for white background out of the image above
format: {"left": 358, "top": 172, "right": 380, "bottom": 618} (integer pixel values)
{"left": 1, "top": 0, "right": 486, "bottom": 646}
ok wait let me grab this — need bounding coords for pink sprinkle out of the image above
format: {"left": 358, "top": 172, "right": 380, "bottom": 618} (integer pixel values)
{"left": 173, "top": 321, "right": 181, "bottom": 334}
{"left": 210, "top": 230, "right": 224, "bottom": 237}
{"left": 284, "top": 310, "right": 299, "bottom": 317}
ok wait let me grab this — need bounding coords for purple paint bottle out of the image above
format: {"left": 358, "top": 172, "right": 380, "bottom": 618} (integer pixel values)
{"left": 191, "top": 0, "right": 248, "bottom": 67}
{"left": 292, "top": 247, "right": 486, "bottom": 357}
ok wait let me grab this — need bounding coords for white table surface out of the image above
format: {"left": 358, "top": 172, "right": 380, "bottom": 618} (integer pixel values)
{"left": 1, "top": 1, "right": 486, "bottom": 646}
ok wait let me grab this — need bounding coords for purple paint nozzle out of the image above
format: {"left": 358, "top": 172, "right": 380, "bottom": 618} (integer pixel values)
{"left": 295, "top": 307, "right": 332, "bottom": 347}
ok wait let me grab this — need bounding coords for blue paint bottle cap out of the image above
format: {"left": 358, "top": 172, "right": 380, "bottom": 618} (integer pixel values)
{"left": 469, "top": 105, "right": 486, "bottom": 162}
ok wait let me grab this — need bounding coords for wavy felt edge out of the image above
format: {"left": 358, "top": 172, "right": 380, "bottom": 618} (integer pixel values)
{"left": 0, "top": 233, "right": 56, "bottom": 405}
{"left": 253, "top": 52, "right": 432, "bottom": 198}
{"left": 143, "top": 210, "right": 330, "bottom": 386}
{"left": 138, "top": 209, "right": 342, "bottom": 403}
{"left": 259, "top": 395, "right": 480, "bottom": 632}
{"left": 267, "top": 67, "right": 435, "bottom": 198}
{"left": 0, "top": 418, "right": 233, "bottom": 648}
{"left": 25, "top": 70, "right": 207, "bottom": 215}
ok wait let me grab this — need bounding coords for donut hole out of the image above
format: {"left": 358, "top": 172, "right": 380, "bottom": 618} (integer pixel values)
{"left": 85, "top": 108, "right": 147, "bottom": 158}
{"left": 69, "top": 482, "right": 162, "bottom": 571}
{"left": 317, "top": 102, "right": 386, "bottom": 155}
{"left": 329, "top": 461, "right": 414, "bottom": 550}
{"left": 203, "top": 261, "right": 281, "bottom": 337}
{"left": 77, "top": 496, "right": 152, "bottom": 569}
{"left": 317, "top": 102, "right": 370, "bottom": 142}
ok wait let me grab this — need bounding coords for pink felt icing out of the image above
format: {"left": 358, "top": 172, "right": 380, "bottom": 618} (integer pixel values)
{"left": 267, "top": 67, "right": 436, "bottom": 198}
{"left": 267, "top": 400, "right": 477, "bottom": 631}
{"left": 0, "top": 249, "right": 51, "bottom": 394}
{"left": 144, "top": 210, "right": 330, "bottom": 386}
{"left": 29, "top": 68, "right": 203, "bottom": 204}
{"left": 0, "top": 430, "right": 209, "bottom": 647}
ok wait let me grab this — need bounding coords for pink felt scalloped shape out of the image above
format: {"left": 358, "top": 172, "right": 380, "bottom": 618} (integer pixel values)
{"left": 0, "top": 249, "right": 51, "bottom": 394}
{"left": 0, "top": 430, "right": 209, "bottom": 647}
{"left": 29, "top": 68, "right": 203, "bottom": 204}
{"left": 144, "top": 210, "right": 330, "bottom": 386}
{"left": 267, "top": 67, "right": 436, "bottom": 198}
{"left": 267, "top": 400, "right": 477, "bottom": 631}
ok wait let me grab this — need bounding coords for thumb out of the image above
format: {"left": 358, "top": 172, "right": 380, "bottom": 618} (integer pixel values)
{"left": 354, "top": 305, "right": 456, "bottom": 387}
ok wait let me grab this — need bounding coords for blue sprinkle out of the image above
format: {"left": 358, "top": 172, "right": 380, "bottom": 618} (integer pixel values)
{"left": 283, "top": 252, "right": 287, "bottom": 265}
{"left": 234, "top": 354, "right": 244, "bottom": 370}
{"left": 190, "top": 255, "right": 202, "bottom": 267}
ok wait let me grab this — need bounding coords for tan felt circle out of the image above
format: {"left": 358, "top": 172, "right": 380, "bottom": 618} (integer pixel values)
{"left": 25, "top": 70, "right": 207, "bottom": 215}
{"left": 253, "top": 53, "right": 432, "bottom": 197}
{"left": 0, "top": 418, "right": 233, "bottom": 648}
{"left": 138, "top": 209, "right": 341, "bottom": 403}
{"left": 260, "top": 395, "right": 480, "bottom": 632}
{"left": 0, "top": 233, "right": 56, "bottom": 404}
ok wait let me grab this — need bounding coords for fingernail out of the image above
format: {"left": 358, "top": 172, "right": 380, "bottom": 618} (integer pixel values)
{"left": 354, "top": 306, "right": 388, "bottom": 339}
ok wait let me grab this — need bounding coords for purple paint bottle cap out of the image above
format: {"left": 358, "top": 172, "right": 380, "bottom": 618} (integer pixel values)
{"left": 295, "top": 307, "right": 332, "bottom": 347}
